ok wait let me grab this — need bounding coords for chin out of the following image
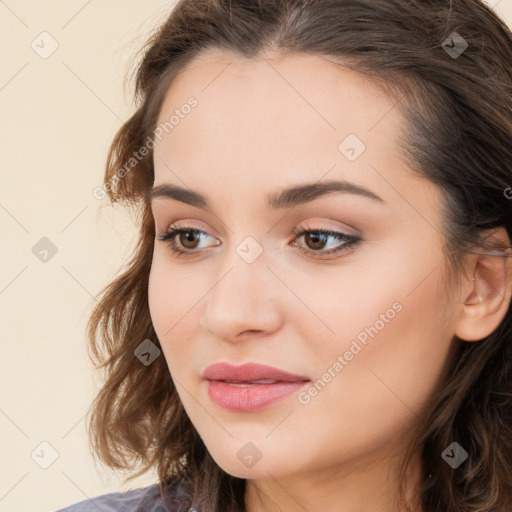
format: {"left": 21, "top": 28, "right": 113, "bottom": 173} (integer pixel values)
{"left": 206, "top": 444, "right": 296, "bottom": 480}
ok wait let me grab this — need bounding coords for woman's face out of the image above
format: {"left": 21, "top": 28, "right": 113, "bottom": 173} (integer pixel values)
{"left": 148, "top": 50, "right": 458, "bottom": 481}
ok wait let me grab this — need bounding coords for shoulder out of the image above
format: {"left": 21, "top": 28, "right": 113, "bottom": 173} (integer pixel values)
{"left": 55, "top": 479, "right": 194, "bottom": 512}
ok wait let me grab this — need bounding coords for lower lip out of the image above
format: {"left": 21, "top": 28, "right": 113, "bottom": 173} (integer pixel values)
{"left": 206, "top": 380, "right": 309, "bottom": 412}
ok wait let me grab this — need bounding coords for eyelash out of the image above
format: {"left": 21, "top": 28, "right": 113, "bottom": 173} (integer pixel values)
{"left": 155, "top": 224, "right": 361, "bottom": 260}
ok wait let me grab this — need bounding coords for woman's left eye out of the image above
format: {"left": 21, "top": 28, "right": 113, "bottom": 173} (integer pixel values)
{"left": 290, "top": 227, "right": 361, "bottom": 259}
{"left": 156, "top": 225, "right": 361, "bottom": 259}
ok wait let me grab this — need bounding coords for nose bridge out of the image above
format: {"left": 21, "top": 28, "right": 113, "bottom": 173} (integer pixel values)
{"left": 201, "top": 240, "right": 281, "bottom": 341}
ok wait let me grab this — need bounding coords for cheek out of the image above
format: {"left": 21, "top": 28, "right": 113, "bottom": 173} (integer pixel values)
{"left": 148, "top": 251, "right": 201, "bottom": 331}
{"left": 148, "top": 257, "right": 188, "bottom": 360}
{"left": 299, "top": 239, "right": 451, "bottom": 396}
{"left": 147, "top": 254, "right": 212, "bottom": 376}
{"left": 148, "top": 257, "right": 173, "bottom": 334}
{"left": 304, "top": 257, "right": 452, "bottom": 436}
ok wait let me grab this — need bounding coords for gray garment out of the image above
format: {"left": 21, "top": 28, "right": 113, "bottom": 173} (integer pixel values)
{"left": 56, "top": 481, "right": 196, "bottom": 512}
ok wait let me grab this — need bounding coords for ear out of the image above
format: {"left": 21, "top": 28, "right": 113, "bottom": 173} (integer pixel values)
{"left": 455, "top": 227, "right": 512, "bottom": 342}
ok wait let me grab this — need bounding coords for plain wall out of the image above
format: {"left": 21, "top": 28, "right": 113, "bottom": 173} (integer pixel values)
{"left": 1, "top": 1, "right": 511, "bottom": 511}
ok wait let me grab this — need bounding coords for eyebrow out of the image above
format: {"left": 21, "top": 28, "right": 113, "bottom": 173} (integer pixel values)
{"left": 149, "top": 179, "right": 385, "bottom": 210}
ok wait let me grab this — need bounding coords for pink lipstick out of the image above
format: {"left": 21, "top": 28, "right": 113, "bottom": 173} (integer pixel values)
{"left": 202, "top": 362, "right": 310, "bottom": 412}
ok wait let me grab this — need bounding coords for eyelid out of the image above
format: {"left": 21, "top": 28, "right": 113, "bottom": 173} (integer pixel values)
{"left": 159, "top": 218, "right": 215, "bottom": 234}
{"left": 294, "top": 218, "right": 357, "bottom": 236}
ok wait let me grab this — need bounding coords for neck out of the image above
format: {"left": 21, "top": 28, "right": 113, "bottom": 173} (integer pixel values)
{"left": 244, "top": 446, "right": 424, "bottom": 512}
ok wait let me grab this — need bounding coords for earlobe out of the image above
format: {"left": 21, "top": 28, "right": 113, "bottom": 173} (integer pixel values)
{"left": 455, "top": 227, "right": 512, "bottom": 343}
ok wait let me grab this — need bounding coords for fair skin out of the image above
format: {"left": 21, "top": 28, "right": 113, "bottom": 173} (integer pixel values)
{"left": 148, "top": 49, "right": 511, "bottom": 512}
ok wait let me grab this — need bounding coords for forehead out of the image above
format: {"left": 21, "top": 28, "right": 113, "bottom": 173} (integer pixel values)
{"left": 154, "top": 49, "right": 398, "bottom": 135}
{"left": 152, "top": 49, "right": 409, "bottom": 204}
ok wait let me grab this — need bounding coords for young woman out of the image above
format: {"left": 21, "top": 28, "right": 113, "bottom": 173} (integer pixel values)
{"left": 57, "top": 0, "right": 512, "bottom": 511}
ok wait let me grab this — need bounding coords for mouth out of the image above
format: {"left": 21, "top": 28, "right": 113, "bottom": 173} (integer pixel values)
{"left": 202, "top": 362, "right": 310, "bottom": 412}
{"left": 213, "top": 379, "right": 288, "bottom": 386}
{"left": 202, "top": 361, "right": 310, "bottom": 383}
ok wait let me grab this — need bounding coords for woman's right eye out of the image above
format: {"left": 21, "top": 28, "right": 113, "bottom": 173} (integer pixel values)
{"left": 156, "top": 227, "right": 219, "bottom": 258}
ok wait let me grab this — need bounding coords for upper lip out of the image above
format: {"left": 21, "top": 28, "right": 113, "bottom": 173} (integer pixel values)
{"left": 202, "top": 362, "right": 310, "bottom": 382}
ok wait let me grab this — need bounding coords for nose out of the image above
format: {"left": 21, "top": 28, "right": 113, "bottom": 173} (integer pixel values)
{"left": 200, "top": 253, "right": 283, "bottom": 344}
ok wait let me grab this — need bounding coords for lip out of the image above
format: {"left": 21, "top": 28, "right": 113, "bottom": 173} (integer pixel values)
{"left": 202, "top": 362, "right": 310, "bottom": 383}
{"left": 202, "top": 362, "right": 310, "bottom": 412}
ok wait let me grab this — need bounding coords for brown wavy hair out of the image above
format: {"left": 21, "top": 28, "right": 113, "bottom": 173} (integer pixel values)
{"left": 86, "top": 1, "right": 512, "bottom": 510}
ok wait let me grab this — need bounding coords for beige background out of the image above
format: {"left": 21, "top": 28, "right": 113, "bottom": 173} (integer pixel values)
{"left": 1, "top": 1, "right": 511, "bottom": 511}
